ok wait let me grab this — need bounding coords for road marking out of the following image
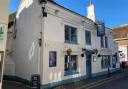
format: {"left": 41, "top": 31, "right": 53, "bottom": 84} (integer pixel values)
{"left": 86, "top": 76, "right": 120, "bottom": 89}
{"left": 75, "top": 74, "right": 121, "bottom": 89}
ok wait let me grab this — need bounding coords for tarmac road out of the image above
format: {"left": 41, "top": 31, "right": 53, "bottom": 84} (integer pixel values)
{"left": 91, "top": 74, "right": 128, "bottom": 89}
{"left": 2, "top": 70, "right": 128, "bottom": 89}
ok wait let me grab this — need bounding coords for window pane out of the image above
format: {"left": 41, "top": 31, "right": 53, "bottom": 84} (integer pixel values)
{"left": 71, "top": 55, "right": 77, "bottom": 70}
{"left": 85, "top": 31, "right": 91, "bottom": 45}
{"left": 64, "top": 55, "right": 77, "bottom": 71}
{"left": 71, "top": 27, "right": 77, "bottom": 43}
{"left": 65, "top": 25, "right": 70, "bottom": 42}
{"left": 101, "top": 36, "right": 104, "bottom": 48}
{"left": 105, "top": 37, "right": 108, "bottom": 48}
{"left": 101, "top": 55, "right": 111, "bottom": 69}
{"left": 65, "top": 55, "right": 69, "bottom": 71}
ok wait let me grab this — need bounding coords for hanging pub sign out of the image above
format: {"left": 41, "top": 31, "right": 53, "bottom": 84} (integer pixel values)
{"left": 96, "top": 21, "right": 105, "bottom": 36}
{"left": 0, "top": 26, "right": 4, "bottom": 40}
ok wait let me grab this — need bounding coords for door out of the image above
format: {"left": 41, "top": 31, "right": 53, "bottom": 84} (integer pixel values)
{"left": 86, "top": 54, "right": 92, "bottom": 78}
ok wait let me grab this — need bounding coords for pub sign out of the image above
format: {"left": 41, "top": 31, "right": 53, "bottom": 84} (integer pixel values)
{"left": 97, "top": 21, "right": 105, "bottom": 36}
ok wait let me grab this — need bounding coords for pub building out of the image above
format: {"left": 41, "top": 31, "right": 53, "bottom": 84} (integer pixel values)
{"left": 5, "top": 0, "right": 120, "bottom": 88}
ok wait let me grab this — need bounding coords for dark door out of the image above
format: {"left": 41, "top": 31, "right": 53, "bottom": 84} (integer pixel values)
{"left": 86, "top": 54, "right": 92, "bottom": 78}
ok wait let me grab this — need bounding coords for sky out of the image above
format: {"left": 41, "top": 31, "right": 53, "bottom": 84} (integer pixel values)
{"left": 10, "top": 0, "right": 128, "bottom": 28}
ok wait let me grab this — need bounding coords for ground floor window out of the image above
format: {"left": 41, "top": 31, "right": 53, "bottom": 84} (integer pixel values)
{"left": 101, "top": 55, "right": 111, "bottom": 69}
{"left": 64, "top": 55, "right": 78, "bottom": 76}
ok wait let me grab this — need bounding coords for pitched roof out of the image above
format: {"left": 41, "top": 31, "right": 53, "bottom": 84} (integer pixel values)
{"left": 48, "top": 0, "right": 94, "bottom": 23}
{"left": 112, "top": 25, "right": 128, "bottom": 39}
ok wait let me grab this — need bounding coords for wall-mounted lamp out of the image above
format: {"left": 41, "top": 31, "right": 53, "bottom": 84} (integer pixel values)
{"left": 42, "top": 7, "right": 47, "bottom": 17}
{"left": 55, "top": 10, "right": 60, "bottom": 14}
{"left": 81, "top": 53, "right": 84, "bottom": 57}
{"left": 97, "top": 54, "right": 101, "bottom": 57}
{"left": 38, "top": 32, "right": 42, "bottom": 47}
{"left": 39, "top": 0, "right": 47, "bottom": 4}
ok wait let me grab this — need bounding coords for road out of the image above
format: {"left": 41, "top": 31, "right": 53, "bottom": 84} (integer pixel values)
{"left": 2, "top": 70, "right": 128, "bottom": 89}
{"left": 2, "top": 81, "right": 29, "bottom": 89}
{"left": 91, "top": 74, "right": 128, "bottom": 89}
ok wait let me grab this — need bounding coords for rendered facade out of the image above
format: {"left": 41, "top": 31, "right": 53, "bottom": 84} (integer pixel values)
{"left": 0, "top": 0, "right": 10, "bottom": 88}
{"left": 5, "top": 0, "right": 120, "bottom": 88}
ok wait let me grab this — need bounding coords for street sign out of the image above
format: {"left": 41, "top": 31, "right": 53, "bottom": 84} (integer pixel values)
{"left": 96, "top": 21, "right": 105, "bottom": 36}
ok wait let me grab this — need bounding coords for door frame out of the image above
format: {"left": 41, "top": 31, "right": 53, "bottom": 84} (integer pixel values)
{"left": 86, "top": 53, "right": 92, "bottom": 78}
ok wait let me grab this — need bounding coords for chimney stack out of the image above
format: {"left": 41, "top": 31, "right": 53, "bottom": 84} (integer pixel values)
{"left": 87, "top": 0, "right": 96, "bottom": 22}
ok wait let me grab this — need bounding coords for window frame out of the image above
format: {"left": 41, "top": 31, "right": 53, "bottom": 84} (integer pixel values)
{"left": 101, "top": 55, "right": 111, "bottom": 69}
{"left": 64, "top": 55, "right": 79, "bottom": 76}
{"left": 65, "top": 25, "right": 77, "bottom": 44}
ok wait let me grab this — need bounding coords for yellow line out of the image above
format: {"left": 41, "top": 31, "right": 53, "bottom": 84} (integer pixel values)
{"left": 75, "top": 74, "right": 121, "bottom": 89}
{"left": 87, "top": 77, "right": 119, "bottom": 89}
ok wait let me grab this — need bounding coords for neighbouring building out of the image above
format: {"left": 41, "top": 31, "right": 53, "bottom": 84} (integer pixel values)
{"left": 113, "top": 25, "right": 128, "bottom": 62}
{"left": 0, "top": 0, "right": 10, "bottom": 88}
{"left": 5, "top": 0, "right": 120, "bottom": 88}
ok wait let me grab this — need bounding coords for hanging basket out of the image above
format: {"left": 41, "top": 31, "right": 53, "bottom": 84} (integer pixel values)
{"left": 66, "top": 48, "right": 72, "bottom": 56}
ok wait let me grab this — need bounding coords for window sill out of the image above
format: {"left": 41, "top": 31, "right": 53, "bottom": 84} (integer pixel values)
{"left": 86, "top": 44, "right": 92, "bottom": 46}
{"left": 64, "top": 70, "right": 79, "bottom": 76}
{"left": 64, "top": 41, "right": 78, "bottom": 45}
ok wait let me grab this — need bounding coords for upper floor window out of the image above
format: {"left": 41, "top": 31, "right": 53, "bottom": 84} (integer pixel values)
{"left": 85, "top": 30, "right": 91, "bottom": 45}
{"left": 105, "top": 36, "right": 108, "bottom": 48}
{"left": 65, "top": 25, "right": 77, "bottom": 44}
{"left": 100, "top": 36, "right": 104, "bottom": 48}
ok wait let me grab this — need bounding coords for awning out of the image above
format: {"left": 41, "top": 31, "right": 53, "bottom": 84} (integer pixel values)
{"left": 82, "top": 48, "right": 97, "bottom": 54}
{"left": 99, "top": 48, "right": 112, "bottom": 55}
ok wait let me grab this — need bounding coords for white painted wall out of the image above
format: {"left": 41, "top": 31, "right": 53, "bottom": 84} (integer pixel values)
{"left": 92, "top": 28, "right": 120, "bottom": 74}
{"left": 4, "top": 25, "right": 15, "bottom": 75}
{"left": 7, "top": 0, "right": 120, "bottom": 87}
{"left": 119, "top": 45, "right": 127, "bottom": 62}
{"left": 13, "top": 0, "right": 42, "bottom": 80}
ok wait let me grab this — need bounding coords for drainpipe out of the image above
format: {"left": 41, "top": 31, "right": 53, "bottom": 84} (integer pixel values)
{"left": 108, "top": 54, "right": 112, "bottom": 77}
{"left": 38, "top": 1, "right": 47, "bottom": 87}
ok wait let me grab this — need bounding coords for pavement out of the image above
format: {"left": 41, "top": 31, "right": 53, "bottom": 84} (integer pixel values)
{"left": 2, "top": 81, "right": 29, "bottom": 89}
{"left": 2, "top": 69, "right": 128, "bottom": 89}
